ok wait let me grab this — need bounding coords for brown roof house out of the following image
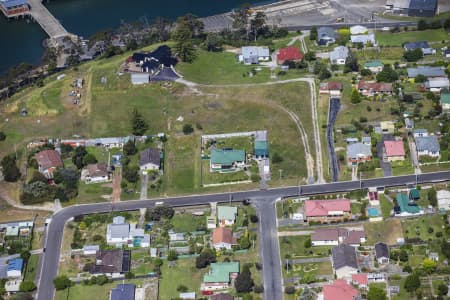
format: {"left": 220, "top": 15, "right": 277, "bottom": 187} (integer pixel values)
{"left": 90, "top": 249, "right": 131, "bottom": 276}
{"left": 319, "top": 82, "right": 343, "bottom": 96}
{"left": 357, "top": 81, "right": 393, "bottom": 97}
{"left": 311, "top": 228, "right": 366, "bottom": 247}
{"left": 81, "top": 163, "right": 110, "bottom": 184}
{"left": 212, "top": 227, "right": 237, "bottom": 251}
{"left": 35, "top": 149, "right": 63, "bottom": 178}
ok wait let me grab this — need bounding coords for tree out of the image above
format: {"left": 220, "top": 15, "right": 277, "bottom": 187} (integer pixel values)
{"left": 53, "top": 275, "right": 72, "bottom": 290}
{"left": 250, "top": 214, "right": 259, "bottom": 223}
{"left": 285, "top": 286, "right": 296, "bottom": 294}
{"left": 177, "top": 284, "right": 188, "bottom": 292}
{"left": 304, "top": 238, "right": 312, "bottom": 248}
{"left": 125, "top": 271, "right": 135, "bottom": 279}
{"left": 319, "top": 68, "right": 332, "bottom": 80}
{"left": 368, "top": 285, "right": 387, "bottom": 300}
{"left": 72, "top": 146, "right": 88, "bottom": 169}
{"left": 167, "top": 250, "right": 178, "bottom": 261}
{"left": 404, "top": 49, "right": 423, "bottom": 62}
{"left": 182, "top": 124, "right": 194, "bottom": 135}
{"left": 272, "top": 152, "right": 283, "bottom": 163}
{"left": 309, "top": 26, "right": 318, "bottom": 41}
{"left": 195, "top": 248, "right": 216, "bottom": 268}
{"left": 351, "top": 88, "right": 361, "bottom": 104}
{"left": 126, "top": 39, "right": 138, "bottom": 51}
{"left": 82, "top": 153, "right": 97, "bottom": 165}
{"left": 441, "top": 240, "right": 450, "bottom": 259}
{"left": 376, "top": 64, "right": 398, "bottom": 83}
{"left": 422, "top": 258, "right": 437, "bottom": 274}
{"left": 417, "top": 19, "right": 428, "bottom": 30}
{"left": 19, "top": 281, "right": 36, "bottom": 292}
{"left": 304, "top": 51, "right": 316, "bottom": 61}
{"left": 20, "top": 250, "right": 31, "bottom": 262}
{"left": 415, "top": 74, "right": 427, "bottom": 83}
{"left": 123, "top": 140, "right": 137, "bottom": 156}
{"left": 235, "top": 269, "right": 254, "bottom": 293}
{"left": 250, "top": 12, "right": 267, "bottom": 41}
{"left": 344, "top": 52, "right": 359, "bottom": 73}
{"left": 1, "top": 155, "right": 21, "bottom": 182}
{"left": 29, "top": 171, "right": 47, "bottom": 184}
{"left": 239, "top": 236, "right": 251, "bottom": 249}
{"left": 0, "top": 131, "right": 5, "bottom": 141}
{"left": 231, "top": 4, "right": 251, "bottom": 33}
{"left": 146, "top": 205, "right": 175, "bottom": 221}
{"left": 427, "top": 187, "right": 437, "bottom": 207}
{"left": 205, "top": 33, "right": 223, "bottom": 52}
{"left": 21, "top": 181, "right": 55, "bottom": 204}
{"left": 361, "top": 68, "right": 372, "bottom": 76}
{"left": 172, "top": 16, "right": 198, "bottom": 63}
{"left": 404, "top": 273, "right": 421, "bottom": 293}
{"left": 123, "top": 164, "right": 139, "bottom": 183}
{"left": 131, "top": 108, "right": 148, "bottom": 136}
{"left": 438, "top": 283, "right": 449, "bottom": 296}
{"left": 445, "top": 18, "right": 450, "bottom": 29}
{"left": 96, "top": 274, "right": 109, "bottom": 285}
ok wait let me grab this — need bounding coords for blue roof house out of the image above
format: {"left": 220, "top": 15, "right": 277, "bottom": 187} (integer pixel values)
{"left": 7, "top": 258, "right": 23, "bottom": 278}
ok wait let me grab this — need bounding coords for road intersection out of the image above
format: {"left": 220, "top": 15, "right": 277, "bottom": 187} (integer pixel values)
{"left": 36, "top": 170, "right": 450, "bottom": 300}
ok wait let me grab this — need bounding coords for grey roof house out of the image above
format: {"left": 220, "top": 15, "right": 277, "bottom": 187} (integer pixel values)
{"left": 239, "top": 46, "right": 270, "bottom": 64}
{"left": 408, "top": 0, "right": 437, "bottom": 17}
{"left": 407, "top": 67, "right": 446, "bottom": 78}
{"left": 375, "top": 242, "right": 389, "bottom": 264}
{"left": 347, "top": 142, "right": 372, "bottom": 165}
{"left": 415, "top": 136, "right": 440, "bottom": 157}
{"left": 140, "top": 147, "right": 161, "bottom": 172}
{"left": 350, "top": 33, "right": 376, "bottom": 45}
{"left": 331, "top": 244, "right": 358, "bottom": 279}
{"left": 317, "top": 27, "right": 336, "bottom": 46}
{"left": 110, "top": 284, "right": 135, "bottom": 300}
{"left": 330, "top": 46, "right": 349, "bottom": 65}
{"left": 424, "top": 77, "right": 450, "bottom": 91}
{"left": 403, "top": 41, "right": 429, "bottom": 51}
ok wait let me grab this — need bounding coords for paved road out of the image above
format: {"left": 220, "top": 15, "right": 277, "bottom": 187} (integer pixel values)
{"left": 327, "top": 98, "right": 341, "bottom": 182}
{"left": 36, "top": 170, "right": 450, "bottom": 300}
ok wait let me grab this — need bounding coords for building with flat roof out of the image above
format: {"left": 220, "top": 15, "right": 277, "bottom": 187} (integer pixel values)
{"left": 7, "top": 258, "right": 23, "bottom": 278}
{"left": 0, "top": 0, "right": 29, "bottom": 18}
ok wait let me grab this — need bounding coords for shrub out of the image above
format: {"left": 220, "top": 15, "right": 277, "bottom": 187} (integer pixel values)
{"left": 285, "top": 286, "right": 296, "bottom": 294}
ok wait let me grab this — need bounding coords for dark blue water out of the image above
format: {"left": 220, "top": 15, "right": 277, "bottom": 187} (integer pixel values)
{"left": 0, "top": 0, "right": 264, "bottom": 74}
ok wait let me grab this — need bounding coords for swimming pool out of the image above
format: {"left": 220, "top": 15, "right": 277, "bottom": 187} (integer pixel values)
{"left": 368, "top": 207, "right": 380, "bottom": 217}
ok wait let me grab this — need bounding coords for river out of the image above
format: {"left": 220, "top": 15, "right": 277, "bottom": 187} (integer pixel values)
{"left": 0, "top": 0, "right": 266, "bottom": 74}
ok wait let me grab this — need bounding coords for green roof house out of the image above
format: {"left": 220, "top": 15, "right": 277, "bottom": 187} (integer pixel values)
{"left": 364, "top": 60, "right": 383, "bottom": 73}
{"left": 202, "top": 262, "right": 240, "bottom": 291}
{"left": 210, "top": 149, "right": 245, "bottom": 172}
{"left": 396, "top": 193, "right": 422, "bottom": 215}
{"left": 217, "top": 206, "right": 238, "bottom": 226}
{"left": 254, "top": 140, "right": 269, "bottom": 159}
{"left": 441, "top": 93, "right": 450, "bottom": 111}
{"left": 409, "top": 189, "right": 420, "bottom": 201}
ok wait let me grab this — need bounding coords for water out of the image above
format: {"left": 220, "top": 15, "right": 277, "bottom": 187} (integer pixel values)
{"left": 0, "top": 0, "right": 264, "bottom": 74}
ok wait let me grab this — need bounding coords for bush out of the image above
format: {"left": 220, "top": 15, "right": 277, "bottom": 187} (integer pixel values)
{"left": 182, "top": 124, "right": 194, "bottom": 135}
{"left": 177, "top": 284, "right": 188, "bottom": 292}
{"left": 1, "top": 155, "right": 21, "bottom": 182}
{"left": 272, "top": 152, "right": 283, "bottom": 163}
{"left": 167, "top": 250, "right": 178, "bottom": 261}
{"left": 19, "top": 281, "right": 36, "bottom": 292}
{"left": 196, "top": 248, "right": 216, "bottom": 268}
{"left": 0, "top": 131, "right": 5, "bottom": 141}
{"left": 53, "top": 275, "right": 72, "bottom": 290}
{"left": 285, "top": 286, "right": 296, "bottom": 294}
{"left": 250, "top": 214, "right": 259, "bottom": 223}
{"left": 235, "top": 269, "right": 254, "bottom": 293}
{"left": 254, "top": 284, "right": 264, "bottom": 293}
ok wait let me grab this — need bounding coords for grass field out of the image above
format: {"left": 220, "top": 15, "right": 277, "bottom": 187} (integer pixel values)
{"left": 279, "top": 236, "right": 331, "bottom": 260}
{"left": 364, "top": 218, "right": 404, "bottom": 245}
{"left": 376, "top": 29, "right": 449, "bottom": 46}
{"left": 24, "top": 254, "right": 40, "bottom": 282}
{"left": 170, "top": 212, "right": 207, "bottom": 232}
{"left": 379, "top": 195, "right": 394, "bottom": 218}
{"left": 355, "top": 47, "right": 404, "bottom": 63}
{"left": 401, "top": 214, "right": 445, "bottom": 241}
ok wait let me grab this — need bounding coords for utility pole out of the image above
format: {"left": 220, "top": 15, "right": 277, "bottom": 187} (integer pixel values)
{"left": 279, "top": 169, "right": 283, "bottom": 181}
{"left": 298, "top": 180, "right": 302, "bottom": 197}
{"left": 359, "top": 171, "right": 362, "bottom": 190}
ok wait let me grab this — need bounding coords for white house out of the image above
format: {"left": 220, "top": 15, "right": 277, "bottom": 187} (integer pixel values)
{"left": 82, "top": 163, "right": 110, "bottom": 184}
{"left": 217, "top": 206, "right": 238, "bottom": 227}
{"left": 239, "top": 46, "right": 270, "bottom": 64}
{"left": 330, "top": 46, "right": 349, "bottom": 65}
{"left": 212, "top": 227, "right": 236, "bottom": 250}
{"left": 350, "top": 25, "right": 368, "bottom": 35}
{"left": 424, "top": 77, "right": 450, "bottom": 93}
{"left": 139, "top": 148, "right": 161, "bottom": 172}
{"left": 83, "top": 245, "right": 100, "bottom": 255}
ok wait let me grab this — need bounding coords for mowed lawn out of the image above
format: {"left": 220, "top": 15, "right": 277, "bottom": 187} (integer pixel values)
{"left": 401, "top": 214, "right": 445, "bottom": 240}
{"left": 364, "top": 218, "right": 404, "bottom": 245}
{"left": 376, "top": 29, "right": 449, "bottom": 46}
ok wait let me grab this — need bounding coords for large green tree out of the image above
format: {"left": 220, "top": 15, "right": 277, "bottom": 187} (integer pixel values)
{"left": 368, "top": 285, "right": 387, "bottom": 300}
{"left": 235, "top": 269, "right": 254, "bottom": 293}
{"left": 53, "top": 275, "right": 72, "bottom": 290}
{"left": 131, "top": 108, "right": 149, "bottom": 136}
{"left": 172, "top": 17, "right": 197, "bottom": 63}
{"left": 1, "top": 155, "right": 21, "bottom": 182}
{"left": 404, "top": 273, "right": 421, "bottom": 293}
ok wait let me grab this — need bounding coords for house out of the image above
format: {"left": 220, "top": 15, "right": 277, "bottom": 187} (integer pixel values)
{"left": 367, "top": 273, "right": 387, "bottom": 282}
{"left": 395, "top": 193, "right": 422, "bottom": 215}
{"left": 4, "top": 280, "right": 21, "bottom": 293}
{"left": 211, "top": 294, "right": 233, "bottom": 300}
{"left": 83, "top": 245, "right": 100, "bottom": 255}
{"left": 322, "top": 280, "right": 360, "bottom": 300}
{"left": 311, "top": 228, "right": 365, "bottom": 246}
{"left": 437, "top": 190, "right": 450, "bottom": 211}
{"left": 429, "top": 252, "right": 439, "bottom": 262}
{"left": 217, "top": 206, "right": 238, "bottom": 227}
{"left": 110, "top": 284, "right": 135, "bottom": 300}
{"left": 317, "top": 27, "right": 336, "bottom": 46}
{"left": 130, "top": 45, "right": 177, "bottom": 74}
{"left": 277, "top": 46, "right": 303, "bottom": 64}
{"left": 82, "top": 163, "right": 110, "bottom": 184}
{"left": 239, "top": 46, "right": 270, "bottom": 64}
{"left": 403, "top": 41, "right": 434, "bottom": 53}
{"left": 357, "top": 81, "right": 393, "bottom": 97}
{"left": 343, "top": 230, "right": 366, "bottom": 246}
{"left": 139, "top": 148, "right": 161, "bottom": 172}
{"left": 385, "top": 0, "right": 410, "bottom": 14}
{"left": 409, "top": 188, "right": 420, "bottom": 201}
{"left": 179, "top": 292, "right": 196, "bottom": 299}
{"left": 441, "top": 93, "right": 450, "bottom": 111}
{"left": 35, "top": 149, "right": 63, "bottom": 178}
{"left": 212, "top": 227, "right": 237, "bottom": 250}
{"left": 363, "top": 60, "right": 383, "bottom": 73}
{"left": 130, "top": 73, "right": 149, "bottom": 85}
{"left": 383, "top": 140, "right": 405, "bottom": 162}
{"left": 91, "top": 250, "right": 131, "bottom": 275}
{"left": 319, "top": 82, "right": 343, "bottom": 95}
{"left": 380, "top": 121, "right": 395, "bottom": 134}
{"left": 331, "top": 245, "right": 358, "bottom": 279}
{"left": 352, "top": 273, "right": 368, "bottom": 289}
{"left": 407, "top": 66, "right": 446, "bottom": 78}
{"left": 424, "top": 77, "right": 450, "bottom": 92}
{"left": 375, "top": 242, "right": 390, "bottom": 264}
{"left": 408, "top": 0, "right": 437, "bottom": 17}
{"left": 210, "top": 149, "right": 245, "bottom": 172}
{"left": 405, "top": 118, "right": 414, "bottom": 130}
{"left": 304, "top": 199, "right": 351, "bottom": 223}
{"left": 347, "top": 142, "right": 372, "bottom": 165}
{"left": 350, "top": 25, "right": 368, "bottom": 35}
{"left": 362, "top": 136, "right": 371, "bottom": 145}
{"left": 350, "top": 33, "right": 375, "bottom": 45}
{"left": 7, "top": 259, "right": 23, "bottom": 278}
{"left": 444, "top": 49, "right": 450, "bottom": 58}
{"left": 330, "top": 46, "right": 349, "bottom": 65}
{"left": 107, "top": 216, "right": 130, "bottom": 244}
{"left": 201, "top": 262, "right": 240, "bottom": 291}
{"left": 254, "top": 133, "right": 269, "bottom": 160}
{"left": 415, "top": 136, "right": 440, "bottom": 158}
{"left": 413, "top": 129, "right": 428, "bottom": 138}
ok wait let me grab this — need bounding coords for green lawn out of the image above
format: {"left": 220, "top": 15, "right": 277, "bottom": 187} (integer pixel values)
{"left": 24, "top": 254, "right": 40, "bottom": 282}
{"left": 171, "top": 212, "right": 207, "bottom": 232}
{"left": 279, "top": 236, "right": 331, "bottom": 260}
{"left": 376, "top": 29, "right": 449, "bottom": 46}
{"left": 364, "top": 218, "right": 404, "bottom": 245}
{"left": 355, "top": 47, "right": 404, "bottom": 63}
{"left": 70, "top": 182, "right": 111, "bottom": 205}
{"left": 380, "top": 195, "right": 394, "bottom": 218}
{"left": 401, "top": 214, "right": 445, "bottom": 241}
{"left": 26, "top": 80, "right": 65, "bottom": 116}
{"left": 285, "top": 261, "right": 333, "bottom": 278}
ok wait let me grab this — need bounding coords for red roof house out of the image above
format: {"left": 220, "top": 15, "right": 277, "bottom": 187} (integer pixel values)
{"left": 35, "top": 150, "right": 63, "bottom": 178}
{"left": 383, "top": 140, "right": 405, "bottom": 162}
{"left": 352, "top": 273, "right": 368, "bottom": 288}
{"left": 277, "top": 46, "right": 303, "bottom": 64}
{"left": 212, "top": 227, "right": 237, "bottom": 250}
{"left": 319, "top": 82, "right": 343, "bottom": 95}
{"left": 323, "top": 280, "right": 360, "bottom": 300}
{"left": 357, "top": 81, "right": 393, "bottom": 96}
{"left": 304, "top": 199, "right": 351, "bottom": 222}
